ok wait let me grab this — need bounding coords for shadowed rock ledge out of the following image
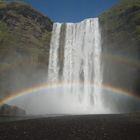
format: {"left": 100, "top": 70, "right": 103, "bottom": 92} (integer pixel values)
{"left": 0, "top": 104, "right": 26, "bottom": 116}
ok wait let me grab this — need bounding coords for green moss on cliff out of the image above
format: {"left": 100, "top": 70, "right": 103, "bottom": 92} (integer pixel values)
{"left": 100, "top": 0, "right": 140, "bottom": 96}
{"left": 100, "top": 0, "right": 140, "bottom": 49}
{"left": 0, "top": 2, "right": 52, "bottom": 52}
{"left": 0, "top": 2, "right": 53, "bottom": 98}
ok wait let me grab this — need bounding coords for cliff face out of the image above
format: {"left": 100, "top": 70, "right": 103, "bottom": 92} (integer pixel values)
{"left": 100, "top": 0, "right": 140, "bottom": 96}
{"left": 0, "top": 2, "right": 53, "bottom": 99}
{"left": 0, "top": 0, "right": 140, "bottom": 103}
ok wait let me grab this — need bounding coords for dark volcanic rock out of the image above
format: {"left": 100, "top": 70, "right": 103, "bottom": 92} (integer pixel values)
{"left": 0, "top": 114, "right": 140, "bottom": 140}
{"left": 0, "top": 104, "right": 26, "bottom": 116}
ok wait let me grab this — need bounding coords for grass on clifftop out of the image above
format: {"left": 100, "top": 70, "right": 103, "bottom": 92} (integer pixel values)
{"left": 100, "top": 0, "right": 140, "bottom": 49}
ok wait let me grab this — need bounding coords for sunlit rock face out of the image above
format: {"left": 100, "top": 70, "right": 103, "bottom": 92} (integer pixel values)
{"left": 47, "top": 18, "right": 108, "bottom": 114}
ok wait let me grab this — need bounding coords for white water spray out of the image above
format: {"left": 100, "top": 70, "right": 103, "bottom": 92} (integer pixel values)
{"left": 48, "top": 18, "right": 107, "bottom": 113}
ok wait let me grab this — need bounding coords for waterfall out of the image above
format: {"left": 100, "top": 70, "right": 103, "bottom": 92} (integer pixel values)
{"left": 48, "top": 18, "right": 106, "bottom": 113}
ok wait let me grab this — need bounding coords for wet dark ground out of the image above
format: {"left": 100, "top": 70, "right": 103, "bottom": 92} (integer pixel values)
{"left": 0, "top": 114, "right": 140, "bottom": 140}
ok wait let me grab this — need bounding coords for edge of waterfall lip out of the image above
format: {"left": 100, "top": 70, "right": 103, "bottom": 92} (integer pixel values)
{"left": 54, "top": 17, "right": 98, "bottom": 24}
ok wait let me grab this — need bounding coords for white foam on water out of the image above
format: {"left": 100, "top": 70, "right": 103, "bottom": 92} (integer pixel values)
{"left": 47, "top": 18, "right": 109, "bottom": 114}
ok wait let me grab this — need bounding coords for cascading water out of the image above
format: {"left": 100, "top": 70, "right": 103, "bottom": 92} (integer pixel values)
{"left": 6, "top": 18, "right": 140, "bottom": 115}
{"left": 48, "top": 18, "right": 108, "bottom": 114}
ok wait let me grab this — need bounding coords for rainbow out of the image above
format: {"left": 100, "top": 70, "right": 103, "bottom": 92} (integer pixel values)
{"left": 102, "top": 53, "right": 140, "bottom": 68}
{"left": 0, "top": 82, "right": 140, "bottom": 105}
{"left": 0, "top": 53, "right": 139, "bottom": 73}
